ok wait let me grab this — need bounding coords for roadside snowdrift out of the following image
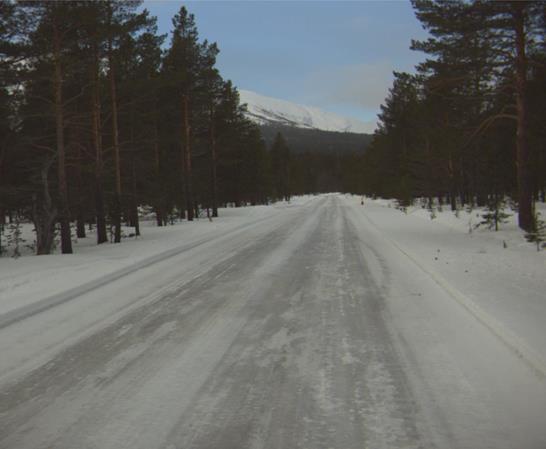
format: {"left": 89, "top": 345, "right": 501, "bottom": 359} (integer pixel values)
{"left": 345, "top": 195, "right": 546, "bottom": 365}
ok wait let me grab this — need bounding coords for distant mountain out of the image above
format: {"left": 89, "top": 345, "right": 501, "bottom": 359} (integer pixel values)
{"left": 239, "top": 90, "right": 374, "bottom": 135}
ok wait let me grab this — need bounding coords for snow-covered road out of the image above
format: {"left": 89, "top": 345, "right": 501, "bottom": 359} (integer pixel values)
{"left": 1, "top": 195, "right": 545, "bottom": 449}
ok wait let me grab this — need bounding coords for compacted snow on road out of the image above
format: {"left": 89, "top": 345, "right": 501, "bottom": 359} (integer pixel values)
{"left": 1, "top": 194, "right": 545, "bottom": 449}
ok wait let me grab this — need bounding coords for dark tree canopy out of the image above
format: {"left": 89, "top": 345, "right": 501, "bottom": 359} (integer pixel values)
{"left": 361, "top": 0, "right": 546, "bottom": 232}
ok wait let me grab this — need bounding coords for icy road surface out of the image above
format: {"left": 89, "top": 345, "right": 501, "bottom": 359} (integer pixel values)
{"left": 1, "top": 195, "right": 545, "bottom": 449}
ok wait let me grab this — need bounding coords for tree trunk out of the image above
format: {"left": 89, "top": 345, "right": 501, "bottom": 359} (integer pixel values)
{"left": 75, "top": 144, "right": 86, "bottom": 239}
{"left": 129, "top": 107, "right": 140, "bottom": 237}
{"left": 182, "top": 94, "right": 193, "bottom": 221}
{"left": 52, "top": 17, "right": 72, "bottom": 254}
{"left": 209, "top": 106, "right": 218, "bottom": 218}
{"left": 131, "top": 156, "right": 140, "bottom": 237}
{"left": 91, "top": 42, "right": 107, "bottom": 244}
{"left": 513, "top": 2, "right": 533, "bottom": 231}
{"left": 109, "top": 38, "right": 122, "bottom": 243}
{"left": 33, "top": 160, "right": 57, "bottom": 255}
{"left": 153, "top": 140, "right": 162, "bottom": 226}
{"left": 153, "top": 109, "right": 164, "bottom": 226}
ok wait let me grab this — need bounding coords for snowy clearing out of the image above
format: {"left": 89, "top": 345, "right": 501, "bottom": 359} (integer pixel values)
{"left": 0, "top": 194, "right": 545, "bottom": 449}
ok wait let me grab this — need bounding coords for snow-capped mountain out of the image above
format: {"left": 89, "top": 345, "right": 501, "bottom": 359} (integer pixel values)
{"left": 239, "top": 90, "right": 374, "bottom": 134}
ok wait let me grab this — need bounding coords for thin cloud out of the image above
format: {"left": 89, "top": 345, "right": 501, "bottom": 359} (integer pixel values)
{"left": 304, "top": 62, "right": 395, "bottom": 112}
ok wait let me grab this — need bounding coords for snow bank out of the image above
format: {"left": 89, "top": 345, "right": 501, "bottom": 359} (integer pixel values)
{"left": 0, "top": 197, "right": 318, "bottom": 321}
{"left": 345, "top": 195, "right": 546, "bottom": 366}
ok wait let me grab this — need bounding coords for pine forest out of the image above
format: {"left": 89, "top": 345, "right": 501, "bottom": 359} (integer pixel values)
{"left": 1, "top": 0, "right": 545, "bottom": 256}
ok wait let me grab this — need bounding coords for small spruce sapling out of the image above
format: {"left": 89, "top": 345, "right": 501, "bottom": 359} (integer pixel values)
{"left": 525, "top": 211, "right": 546, "bottom": 251}
{"left": 476, "top": 195, "right": 511, "bottom": 231}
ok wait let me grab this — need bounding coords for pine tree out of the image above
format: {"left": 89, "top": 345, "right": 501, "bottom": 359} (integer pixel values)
{"left": 19, "top": 2, "right": 79, "bottom": 254}
{"left": 102, "top": 1, "right": 153, "bottom": 242}
{"left": 199, "top": 41, "right": 222, "bottom": 217}
{"left": 372, "top": 71, "right": 421, "bottom": 204}
{"left": 411, "top": 0, "right": 544, "bottom": 231}
{"left": 129, "top": 30, "right": 166, "bottom": 226}
{"left": 162, "top": 7, "right": 202, "bottom": 221}
{"left": 1, "top": 2, "right": 278, "bottom": 256}
{"left": 51, "top": 4, "right": 72, "bottom": 253}
{"left": 12, "top": 2, "right": 71, "bottom": 254}
{"left": 117, "top": 27, "right": 164, "bottom": 235}
{"left": 75, "top": 1, "right": 109, "bottom": 244}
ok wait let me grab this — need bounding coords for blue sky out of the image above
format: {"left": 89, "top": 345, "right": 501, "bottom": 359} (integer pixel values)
{"left": 142, "top": 1, "right": 429, "bottom": 125}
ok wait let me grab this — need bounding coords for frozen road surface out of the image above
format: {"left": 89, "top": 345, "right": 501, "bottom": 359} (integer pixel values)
{"left": 1, "top": 195, "right": 545, "bottom": 449}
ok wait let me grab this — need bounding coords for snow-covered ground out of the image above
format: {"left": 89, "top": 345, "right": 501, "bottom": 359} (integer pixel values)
{"left": 0, "top": 194, "right": 545, "bottom": 449}
{"left": 343, "top": 195, "right": 546, "bottom": 448}
{"left": 0, "top": 197, "right": 315, "bottom": 319}
{"left": 352, "top": 196, "right": 546, "bottom": 364}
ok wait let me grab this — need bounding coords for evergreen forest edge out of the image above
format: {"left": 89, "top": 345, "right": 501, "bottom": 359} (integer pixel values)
{"left": 0, "top": 1, "right": 545, "bottom": 256}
